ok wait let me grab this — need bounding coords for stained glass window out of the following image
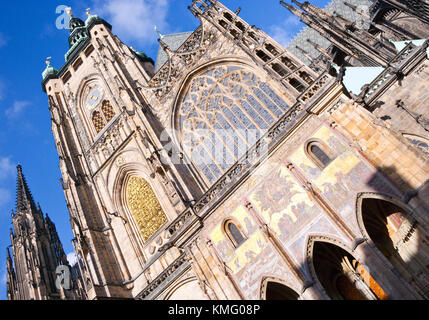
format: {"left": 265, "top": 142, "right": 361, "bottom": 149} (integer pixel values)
{"left": 91, "top": 100, "right": 116, "bottom": 135}
{"left": 177, "top": 65, "right": 291, "bottom": 185}
{"left": 101, "top": 100, "right": 115, "bottom": 123}
{"left": 92, "top": 111, "right": 105, "bottom": 133}
{"left": 310, "top": 144, "right": 332, "bottom": 168}
{"left": 225, "top": 220, "right": 246, "bottom": 248}
{"left": 306, "top": 141, "right": 333, "bottom": 169}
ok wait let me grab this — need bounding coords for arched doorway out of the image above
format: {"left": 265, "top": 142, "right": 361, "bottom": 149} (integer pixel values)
{"left": 265, "top": 281, "right": 299, "bottom": 300}
{"left": 360, "top": 197, "right": 429, "bottom": 298}
{"left": 311, "top": 241, "right": 388, "bottom": 300}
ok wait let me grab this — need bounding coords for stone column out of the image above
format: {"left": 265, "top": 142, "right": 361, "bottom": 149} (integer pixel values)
{"left": 353, "top": 240, "right": 422, "bottom": 300}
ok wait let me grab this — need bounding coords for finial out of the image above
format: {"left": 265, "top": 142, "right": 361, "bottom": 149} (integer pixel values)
{"left": 154, "top": 26, "right": 164, "bottom": 39}
{"left": 66, "top": 7, "right": 73, "bottom": 17}
{"left": 86, "top": 8, "right": 91, "bottom": 16}
{"left": 291, "top": 0, "right": 304, "bottom": 7}
{"left": 46, "top": 56, "right": 52, "bottom": 66}
{"left": 17, "top": 165, "right": 22, "bottom": 173}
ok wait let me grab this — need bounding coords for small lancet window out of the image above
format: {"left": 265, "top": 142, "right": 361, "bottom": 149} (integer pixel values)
{"left": 306, "top": 140, "right": 334, "bottom": 169}
{"left": 224, "top": 220, "right": 247, "bottom": 248}
{"left": 101, "top": 100, "right": 115, "bottom": 123}
{"left": 92, "top": 111, "right": 105, "bottom": 133}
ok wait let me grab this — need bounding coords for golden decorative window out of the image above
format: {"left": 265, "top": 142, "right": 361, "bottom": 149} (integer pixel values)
{"left": 92, "top": 111, "right": 105, "bottom": 133}
{"left": 125, "top": 176, "right": 168, "bottom": 242}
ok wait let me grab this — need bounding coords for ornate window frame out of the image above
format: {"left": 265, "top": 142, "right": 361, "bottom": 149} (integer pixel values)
{"left": 77, "top": 77, "right": 119, "bottom": 141}
{"left": 402, "top": 133, "right": 429, "bottom": 155}
{"left": 304, "top": 138, "right": 336, "bottom": 170}
{"left": 222, "top": 218, "right": 247, "bottom": 249}
{"left": 172, "top": 60, "right": 293, "bottom": 188}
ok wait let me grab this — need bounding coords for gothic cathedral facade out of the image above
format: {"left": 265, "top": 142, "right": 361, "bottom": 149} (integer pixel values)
{"left": 36, "top": 0, "right": 429, "bottom": 300}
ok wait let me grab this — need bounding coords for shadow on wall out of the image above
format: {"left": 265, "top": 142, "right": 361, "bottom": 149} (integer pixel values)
{"left": 265, "top": 164, "right": 429, "bottom": 300}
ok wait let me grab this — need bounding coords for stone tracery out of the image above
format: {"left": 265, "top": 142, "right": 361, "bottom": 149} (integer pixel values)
{"left": 177, "top": 64, "right": 290, "bottom": 184}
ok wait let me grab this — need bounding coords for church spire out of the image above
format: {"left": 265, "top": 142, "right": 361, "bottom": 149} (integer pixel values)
{"left": 15, "top": 165, "right": 37, "bottom": 212}
{"left": 7, "top": 167, "right": 84, "bottom": 300}
{"left": 280, "top": 1, "right": 308, "bottom": 21}
{"left": 281, "top": 0, "right": 397, "bottom": 67}
{"left": 6, "top": 247, "right": 16, "bottom": 300}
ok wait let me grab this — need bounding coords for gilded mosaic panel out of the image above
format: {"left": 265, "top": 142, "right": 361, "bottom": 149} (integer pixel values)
{"left": 249, "top": 164, "right": 322, "bottom": 244}
{"left": 126, "top": 176, "right": 168, "bottom": 242}
{"left": 289, "top": 125, "right": 400, "bottom": 236}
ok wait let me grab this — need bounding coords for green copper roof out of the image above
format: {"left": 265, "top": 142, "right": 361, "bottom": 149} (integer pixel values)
{"left": 41, "top": 15, "right": 112, "bottom": 92}
{"left": 42, "top": 65, "right": 58, "bottom": 80}
{"left": 85, "top": 14, "right": 102, "bottom": 26}
{"left": 65, "top": 35, "right": 89, "bottom": 61}
{"left": 69, "top": 16, "right": 85, "bottom": 32}
{"left": 130, "top": 47, "right": 154, "bottom": 64}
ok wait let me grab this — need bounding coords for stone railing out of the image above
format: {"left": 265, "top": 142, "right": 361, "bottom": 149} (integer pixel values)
{"left": 135, "top": 253, "right": 189, "bottom": 300}
{"left": 362, "top": 41, "right": 427, "bottom": 104}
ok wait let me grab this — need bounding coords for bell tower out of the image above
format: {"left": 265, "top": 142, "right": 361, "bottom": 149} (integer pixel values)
{"left": 41, "top": 6, "right": 196, "bottom": 300}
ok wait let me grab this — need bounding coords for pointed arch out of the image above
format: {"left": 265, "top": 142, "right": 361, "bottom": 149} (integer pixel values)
{"left": 259, "top": 276, "right": 300, "bottom": 300}
{"left": 164, "top": 276, "right": 210, "bottom": 300}
{"left": 109, "top": 160, "right": 176, "bottom": 265}
{"left": 171, "top": 58, "right": 294, "bottom": 188}
{"left": 222, "top": 218, "right": 247, "bottom": 249}
{"left": 355, "top": 192, "right": 429, "bottom": 298}
{"left": 306, "top": 235, "right": 387, "bottom": 300}
{"left": 355, "top": 192, "right": 415, "bottom": 240}
{"left": 402, "top": 133, "right": 429, "bottom": 155}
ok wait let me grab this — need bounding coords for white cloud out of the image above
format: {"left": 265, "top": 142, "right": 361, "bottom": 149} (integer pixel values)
{"left": 0, "top": 33, "right": 7, "bottom": 48}
{"left": 268, "top": 15, "right": 301, "bottom": 48}
{"left": 0, "top": 188, "right": 11, "bottom": 207}
{"left": 0, "top": 157, "right": 15, "bottom": 181}
{"left": 0, "top": 157, "right": 14, "bottom": 208}
{"left": 5, "top": 101, "right": 31, "bottom": 119}
{"left": 67, "top": 252, "right": 78, "bottom": 266}
{"left": 92, "top": 0, "right": 169, "bottom": 45}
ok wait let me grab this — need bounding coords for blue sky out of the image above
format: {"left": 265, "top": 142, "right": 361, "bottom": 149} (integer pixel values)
{"left": 0, "top": 0, "right": 331, "bottom": 300}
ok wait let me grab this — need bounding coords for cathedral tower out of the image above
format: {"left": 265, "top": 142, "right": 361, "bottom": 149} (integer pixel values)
{"left": 6, "top": 166, "right": 82, "bottom": 300}
{"left": 41, "top": 1, "right": 429, "bottom": 300}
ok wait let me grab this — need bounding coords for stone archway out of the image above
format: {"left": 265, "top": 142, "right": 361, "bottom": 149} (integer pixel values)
{"left": 307, "top": 237, "right": 388, "bottom": 300}
{"left": 357, "top": 195, "right": 429, "bottom": 298}
{"left": 260, "top": 277, "right": 300, "bottom": 300}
